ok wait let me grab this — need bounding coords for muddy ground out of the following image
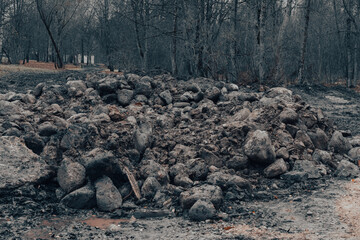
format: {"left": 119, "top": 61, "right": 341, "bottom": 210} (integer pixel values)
{"left": 1, "top": 68, "right": 360, "bottom": 240}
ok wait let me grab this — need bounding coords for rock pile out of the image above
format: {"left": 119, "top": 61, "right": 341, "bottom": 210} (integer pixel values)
{"left": 1, "top": 73, "right": 360, "bottom": 221}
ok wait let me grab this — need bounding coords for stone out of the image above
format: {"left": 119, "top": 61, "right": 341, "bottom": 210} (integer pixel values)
{"left": 207, "top": 172, "right": 251, "bottom": 190}
{"left": 98, "top": 78, "right": 119, "bottom": 95}
{"left": 180, "top": 184, "right": 223, "bottom": 209}
{"left": 82, "top": 149, "right": 118, "bottom": 179}
{"left": 226, "top": 83, "right": 239, "bottom": 92}
{"left": 335, "top": 160, "right": 360, "bottom": 178}
{"left": 232, "top": 108, "right": 251, "bottom": 122}
{"left": 312, "top": 150, "right": 334, "bottom": 167}
{"left": 33, "top": 83, "right": 45, "bottom": 97}
{"left": 279, "top": 108, "right": 298, "bottom": 124}
{"left": 244, "top": 130, "right": 276, "bottom": 165}
{"left": 141, "top": 177, "right": 161, "bottom": 199}
{"left": 267, "top": 87, "right": 293, "bottom": 98}
{"left": 188, "top": 160, "right": 209, "bottom": 181}
{"left": 38, "top": 122, "right": 58, "bottom": 136}
{"left": 159, "top": 90, "right": 173, "bottom": 105}
{"left": 134, "top": 76, "right": 152, "bottom": 97}
{"left": 117, "top": 89, "right": 134, "bottom": 106}
{"left": 348, "top": 147, "right": 360, "bottom": 160}
{"left": 295, "top": 130, "right": 314, "bottom": 149}
{"left": 188, "top": 200, "right": 216, "bottom": 221}
{"left": 61, "top": 185, "right": 96, "bottom": 209}
{"left": 57, "top": 160, "right": 86, "bottom": 193}
{"left": 169, "top": 163, "right": 188, "bottom": 180}
{"left": 174, "top": 174, "right": 193, "bottom": 188}
{"left": 134, "top": 120, "right": 153, "bottom": 153}
{"left": 226, "top": 155, "right": 248, "bottom": 170}
{"left": 200, "top": 149, "right": 223, "bottom": 168}
{"left": 66, "top": 80, "right": 87, "bottom": 97}
{"left": 0, "top": 136, "right": 52, "bottom": 190}
{"left": 276, "top": 148, "right": 290, "bottom": 160}
{"left": 308, "top": 128, "right": 329, "bottom": 150}
{"left": 140, "top": 160, "right": 169, "bottom": 184}
{"left": 95, "top": 176, "right": 123, "bottom": 212}
{"left": 205, "top": 87, "right": 221, "bottom": 102}
{"left": 329, "top": 131, "right": 352, "bottom": 154}
{"left": 292, "top": 160, "right": 322, "bottom": 179}
{"left": 60, "top": 124, "right": 89, "bottom": 150}
{"left": 264, "top": 159, "right": 288, "bottom": 178}
{"left": 0, "top": 100, "right": 22, "bottom": 116}
{"left": 23, "top": 132, "right": 44, "bottom": 155}
{"left": 281, "top": 171, "right": 308, "bottom": 182}
{"left": 108, "top": 105, "right": 124, "bottom": 121}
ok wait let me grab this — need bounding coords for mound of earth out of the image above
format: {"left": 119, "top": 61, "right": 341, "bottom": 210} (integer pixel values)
{"left": 1, "top": 72, "right": 360, "bottom": 224}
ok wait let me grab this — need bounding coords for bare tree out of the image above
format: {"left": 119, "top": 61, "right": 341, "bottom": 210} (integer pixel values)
{"left": 298, "top": 0, "right": 311, "bottom": 84}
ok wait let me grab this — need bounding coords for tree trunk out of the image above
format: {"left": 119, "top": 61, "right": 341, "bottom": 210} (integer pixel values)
{"left": 230, "top": 0, "right": 239, "bottom": 82}
{"left": 171, "top": 0, "right": 179, "bottom": 75}
{"left": 346, "top": 16, "right": 352, "bottom": 87}
{"left": 298, "top": 0, "right": 311, "bottom": 84}
{"left": 256, "top": 0, "right": 267, "bottom": 86}
{"left": 274, "top": 0, "right": 293, "bottom": 83}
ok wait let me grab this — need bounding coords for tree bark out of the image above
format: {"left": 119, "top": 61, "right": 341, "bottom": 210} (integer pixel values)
{"left": 298, "top": 0, "right": 311, "bottom": 84}
{"left": 171, "top": 0, "right": 179, "bottom": 75}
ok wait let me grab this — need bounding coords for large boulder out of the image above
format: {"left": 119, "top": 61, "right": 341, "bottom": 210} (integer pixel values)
{"left": 244, "top": 130, "right": 276, "bottom": 165}
{"left": 0, "top": 136, "right": 52, "bottom": 191}
{"left": 188, "top": 200, "right": 216, "bottom": 221}
{"left": 57, "top": 160, "right": 86, "bottom": 193}
{"left": 95, "top": 176, "right": 123, "bottom": 212}
{"left": 61, "top": 185, "right": 96, "bottom": 209}
{"left": 329, "top": 131, "right": 352, "bottom": 154}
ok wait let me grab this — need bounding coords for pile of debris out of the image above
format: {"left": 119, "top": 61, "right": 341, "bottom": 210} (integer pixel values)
{"left": 1, "top": 73, "right": 360, "bottom": 221}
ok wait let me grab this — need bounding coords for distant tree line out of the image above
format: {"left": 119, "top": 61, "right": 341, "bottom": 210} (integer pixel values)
{"left": 0, "top": 0, "right": 360, "bottom": 86}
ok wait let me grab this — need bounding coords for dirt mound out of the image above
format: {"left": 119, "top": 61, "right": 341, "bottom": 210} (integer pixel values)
{"left": 0, "top": 73, "right": 360, "bottom": 223}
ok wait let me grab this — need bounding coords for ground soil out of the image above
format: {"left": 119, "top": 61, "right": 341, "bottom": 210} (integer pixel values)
{"left": 1, "top": 65, "right": 360, "bottom": 240}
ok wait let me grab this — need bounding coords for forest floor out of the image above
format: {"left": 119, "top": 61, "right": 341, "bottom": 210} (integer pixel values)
{"left": 1, "top": 65, "right": 360, "bottom": 239}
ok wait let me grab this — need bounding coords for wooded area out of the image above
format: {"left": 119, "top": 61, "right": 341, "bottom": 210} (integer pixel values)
{"left": 0, "top": 0, "right": 360, "bottom": 86}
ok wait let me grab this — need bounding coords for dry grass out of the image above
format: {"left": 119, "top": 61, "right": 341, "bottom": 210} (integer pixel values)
{"left": 0, "top": 64, "right": 58, "bottom": 75}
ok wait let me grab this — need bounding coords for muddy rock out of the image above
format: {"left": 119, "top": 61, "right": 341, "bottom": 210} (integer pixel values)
{"left": 38, "top": 122, "right": 58, "bottom": 136}
{"left": 23, "top": 132, "right": 44, "bottom": 155}
{"left": 348, "top": 147, "right": 360, "bottom": 161}
{"left": 61, "top": 185, "right": 96, "bottom": 209}
{"left": 207, "top": 172, "right": 251, "bottom": 190}
{"left": 329, "top": 131, "right": 352, "bottom": 154}
{"left": 295, "top": 130, "right": 314, "bottom": 149}
{"left": 188, "top": 200, "right": 216, "bottom": 221}
{"left": 293, "top": 160, "right": 322, "bottom": 179}
{"left": 279, "top": 108, "right": 298, "bottom": 124}
{"left": 140, "top": 160, "right": 169, "bottom": 184}
{"left": 95, "top": 176, "right": 123, "bottom": 212}
{"left": 226, "top": 155, "right": 249, "bottom": 170}
{"left": 205, "top": 87, "right": 221, "bottom": 102}
{"left": 335, "top": 160, "right": 360, "bottom": 178}
{"left": 308, "top": 128, "right": 329, "bottom": 150}
{"left": 134, "top": 120, "right": 153, "bottom": 153}
{"left": 117, "top": 89, "right": 134, "bottom": 106}
{"left": 57, "top": 160, "right": 86, "bottom": 193}
{"left": 312, "top": 149, "right": 336, "bottom": 168}
{"left": 0, "top": 136, "right": 52, "bottom": 190}
{"left": 60, "top": 124, "right": 89, "bottom": 150}
{"left": 264, "top": 159, "right": 288, "bottom": 178}
{"left": 180, "top": 184, "right": 223, "bottom": 209}
{"left": 141, "top": 177, "right": 162, "bottom": 199}
{"left": 244, "top": 130, "right": 276, "bottom": 165}
{"left": 200, "top": 149, "right": 223, "bottom": 168}
{"left": 159, "top": 90, "right": 173, "bottom": 105}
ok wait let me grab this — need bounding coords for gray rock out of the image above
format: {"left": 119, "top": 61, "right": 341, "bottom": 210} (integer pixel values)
{"left": 226, "top": 155, "right": 248, "bottom": 170}
{"left": 60, "top": 124, "right": 89, "bottom": 150}
{"left": 33, "top": 83, "right": 45, "bottom": 97}
{"left": 232, "top": 108, "right": 251, "bottom": 122}
{"left": 281, "top": 171, "right": 308, "bottom": 182}
{"left": 0, "top": 100, "right": 22, "bottom": 116}
{"left": 335, "top": 160, "right": 360, "bottom": 178}
{"left": 0, "top": 136, "right": 52, "bottom": 190}
{"left": 295, "top": 130, "right": 314, "bottom": 149}
{"left": 293, "top": 160, "right": 322, "bottom": 179}
{"left": 117, "top": 89, "right": 134, "bottom": 106}
{"left": 134, "top": 120, "right": 153, "bottom": 153}
{"left": 66, "top": 80, "right": 87, "bottom": 96}
{"left": 200, "top": 149, "right": 223, "bottom": 168}
{"left": 348, "top": 147, "right": 360, "bottom": 160}
{"left": 312, "top": 150, "right": 334, "bottom": 167}
{"left": 38, "top": 122, "right": 58, "bottom": 136}
{"left": 23, "top": 132, "right": 44, "bottom": 155}
{"left": 180, "top": 184, "right": 223, "bottom": 209}
{"left": 205, "top": 87, "right": 221, "bottom": 102}
{"left": 279, "top": 108, "right": 298, "bottom": 124}
{"left": 57, "top": 160, "right": 86, "bottom": 193}
{"left": 267, "top": 87, "right": 293, "bottom": 98}
{"left": 61, "top": 185, "right": 96, "bottom": 209}
{"left": 264, "top": 159, "right": 288, "bottom": 178}
{"left": 244, "top": 130, "right": 276, "bottom": 165}
{"left": 276, "top": 148, "right": 290, "bottom": 160}
{"left": 207, "top": 172, "right": 251, "bottom": 190}
{"left": 188, "top": 160, "right": 209, "bottom": 181}
{"left": 173, "top": 102, "right": 190, "bottom": 108}
{"left": 95, "top": 176, "right": 123, "bottom": 211}
{"left": 135, "top": 76, "right": 152, "bottom": 97}
{"left": 159, "top": 90, "right": 173, "bottom": 105}
{"left": 226, "top": 83, "right": 239, "bottom": 92}
{"left": 174, "top": 174, "right": 193, "bottom": 188}
{"left": 98, "top": 78, "right": 119, "bottom": 95}
{"left": 308, "top": 129, "right": 329, "bottom": 150}
{"left": 329, "top": 131, "right": 352, "bottom": 154}
{"left": 189, "top": 200, "right": 216, "bottom": 221}
{"left": 82, "top": 149, "right": 118, "bottom": 179}
{"left": 169, "top": 163, "right": 188, "bottom": 180}
{"left": 140, "top": 160, "right": 169, "bottom": 184}
{"left": 141, "top": 177, "right": 161, "bottom": 199}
